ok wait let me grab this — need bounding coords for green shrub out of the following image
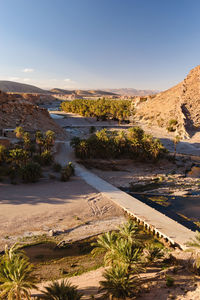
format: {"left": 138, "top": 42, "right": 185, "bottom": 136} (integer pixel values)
{"left": 60, "top": 162, "right": 75, "bottom": 181}
{"left": 21, "top": 162, "right": 41, "bottom": 183}
{"left": 166, "top": 275, "right": 174, "bottom": 287}
{"left": 41, "top": 150, "right": 53, "bottom": 166}
{"left": 89, "top": 126, "right": 96, "bottom": 134}
{"left": 0, "top": 145, "right": 7, "bottom": 164}
{"left": 169, "top": 119, "right": 178, "bottom": 126}
{"left": 53, "top": 162, "right": 62, "bottom": 172}
{"left": 33, "top": 154, "right": 43, "bottom": 165}
{"left": 167, "top": 119, "right": 178, "bottom": 132}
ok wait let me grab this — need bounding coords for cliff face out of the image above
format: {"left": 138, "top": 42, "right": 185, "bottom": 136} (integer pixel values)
{"left": 134, "top": 65, "right": 200, "bottom": 138}
{"left": 0, "top": 91, "right": 66, "bottom": 139}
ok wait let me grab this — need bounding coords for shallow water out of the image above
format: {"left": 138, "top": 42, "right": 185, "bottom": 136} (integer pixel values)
{"left": 50, "top": 113, "right": 64, "bottom": 119}
{"left": 120, "top": 188, "right": 200, "bottom": 231}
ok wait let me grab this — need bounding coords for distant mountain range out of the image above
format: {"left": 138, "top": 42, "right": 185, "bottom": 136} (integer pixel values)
{"left": 105, "top": 88, "right": 159, "bottom": 96}
{"left": 50, "top": 88, "right": 116, "bottom": 97}
{"left": 0, "top": 81, "right": 158, "bottom": 97}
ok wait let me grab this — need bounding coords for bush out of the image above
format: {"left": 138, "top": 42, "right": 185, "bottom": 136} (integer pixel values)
{"left": 41, "top": 150, "right": 53, "bottom": 166}
{"left": 60, "top": 162, "right": 75, "bottom": 181}
{"left": 166, "top": 275, "right": 174, "bottom": 287}
{"left": 53, "top": 162, "right": 62, "bottom": 172}
{"left": 21, "top": 162, "right": 41, "bottom": 183}
{"left": 169, "top": 119, "right": 178, "bottom": 126}
{"left": 33, "top": 154, "right": 43, "bottom": 165}
{"left": 89, "top": 126, "right": 96, "bottom": 134}
{"left": 167, "top": 119, "right": 178, "bottom": 132}
{"left": 0, "top": 145, "right": 6, "bottom": 164}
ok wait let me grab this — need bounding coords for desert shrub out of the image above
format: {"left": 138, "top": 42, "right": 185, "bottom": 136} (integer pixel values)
{"left": 41, "top": 150, "right": 53, "bottom": 166}
{"left": 166, "top": 275, "right": 174, "bottom": 287}
{"left": 71, "top": 127, "right": 166, "bottom": 161}
{"left": 89, "top": 126, "right": 96, "bottom": 134}
{"left": 167, "top": 119, "right": 178, "bottom": 132}
{"left": 53, "top": 162, "right": 62, "bottom": 172}
{"left": 8, "top": 165, "right": 20, "bottom": 184}
{"left": 169, "top": 119, "right": 178, "bottom": 126}
{"left": 21, "top": 162, "right": 41, "bottom": 183}
{"left": 0, "top": 145, "right": 7, "bottom": 164}
{"left": 60, "top": 162, "right": 75, "bottom": 181}
{"left": 33, "top": 154, "right": 43, "bottom": 165}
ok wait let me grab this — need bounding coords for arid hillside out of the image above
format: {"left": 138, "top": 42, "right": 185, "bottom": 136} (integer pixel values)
{"left": 0, "top": 80, "right": 47, "bottom": 93}
{"left": 0, "top": 91, "right": 66, "bottom": 138}
{"left": 134, "top": 65, "right": 200, "bottom": 138}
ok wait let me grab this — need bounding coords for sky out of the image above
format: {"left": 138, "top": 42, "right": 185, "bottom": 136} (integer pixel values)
{"left": 0, "top": 0, "right": 200, "bottom": 90}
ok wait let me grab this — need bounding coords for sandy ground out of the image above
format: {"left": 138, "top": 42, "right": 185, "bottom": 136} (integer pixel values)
{"left": 32, "top": 264, "right": 200, "bottom": 300}
{"left": 0, "top": 177, "right": 123, "bottom": 251}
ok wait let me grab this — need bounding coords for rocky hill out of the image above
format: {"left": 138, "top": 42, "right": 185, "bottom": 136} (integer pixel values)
{"left": 0, "top": 81, "right": 47, "bottom": 94}
{"left": 134, "top": 65, "right": 200, "bottom": 138}
{"left": 0, "top": 91, "right": 66, "bottom": 139}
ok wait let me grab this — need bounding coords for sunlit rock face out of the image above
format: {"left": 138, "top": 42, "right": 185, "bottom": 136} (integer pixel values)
{"left": 134, "top": 65, "right": 200, "bottom": 138}
{"left": 0, "top": 91, "right": 66, "bottom": 139}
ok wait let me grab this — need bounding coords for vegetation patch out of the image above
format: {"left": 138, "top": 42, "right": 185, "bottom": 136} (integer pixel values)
{"left": 0, "top": 127, "right": 74, "bottom": 184}
{"left": 61, "top": 98, "right": 133, "bottom": 123}
{"left": 71, "top": 127, "right": 167, "bottom": 161}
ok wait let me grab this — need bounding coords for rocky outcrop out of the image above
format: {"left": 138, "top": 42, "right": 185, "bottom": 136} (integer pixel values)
{"left": 134, "top": 65, "right": 200, "bottom": 138}
{"left": 0, "top": 91, "right": 66, "bottom": 139}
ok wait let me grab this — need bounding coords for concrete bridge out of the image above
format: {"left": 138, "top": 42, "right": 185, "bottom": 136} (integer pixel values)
{"left": 55, "top": 141, "right": 197, "bottom": 250}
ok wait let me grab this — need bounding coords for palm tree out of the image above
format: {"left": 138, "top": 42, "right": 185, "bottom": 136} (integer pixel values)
{"left": 173, "top": 135, "right": 181, "bottom": 159}
{"left": 110, "top": 239, "right": 142, "bottom": 273}
{"left": 100, "top": 264, "right": 138, "bottom": 300}
{"left": 91, "top": 231, "right": 118, "bottom": 265}
{"left": 9, "top": 148, "right": 29, "bottom": 167}
{"left": 0, "top": 244, "right": 36, "bottom": 300}
{"left": 144, "top": 243, "right": 164, "bottom": 265}
{"left": 35, "top": 131, "right": 44, "bottom": 155}
{"left": 23, "top": 132, "right": 31, "bottom": 151}
{"left": 118, "top": 219, "right": 139, "bottom": 244}
{"left": 44, "top": 130, "right": 55, "bottom": 151}
{"left": 41, "top": 279, "right": 82, "bottom": 300}
{"left": 0, "top": 144, "right": 6, "bottom": 164}
{"left": 14, "top": 127, "right": 24, "bottom": 139}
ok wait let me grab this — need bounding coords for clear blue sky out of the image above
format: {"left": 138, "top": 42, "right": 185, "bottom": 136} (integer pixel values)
{"left": 0, "top": 0, "right": 200, "bottom": 90}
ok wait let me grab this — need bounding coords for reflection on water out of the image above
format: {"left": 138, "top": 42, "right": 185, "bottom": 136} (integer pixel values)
{"left": 120, "top": 188, "right": 200, "bottom": 232}
{"left": 50, "top": 113, "right": 64, "bottom": 119}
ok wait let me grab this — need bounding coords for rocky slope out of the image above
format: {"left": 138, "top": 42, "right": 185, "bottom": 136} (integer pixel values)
{"left": 0, "top": 91, "right": 66, "bottom": 139}
{"left": 134, "top": 65, "right": 200, "bottom": 138}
